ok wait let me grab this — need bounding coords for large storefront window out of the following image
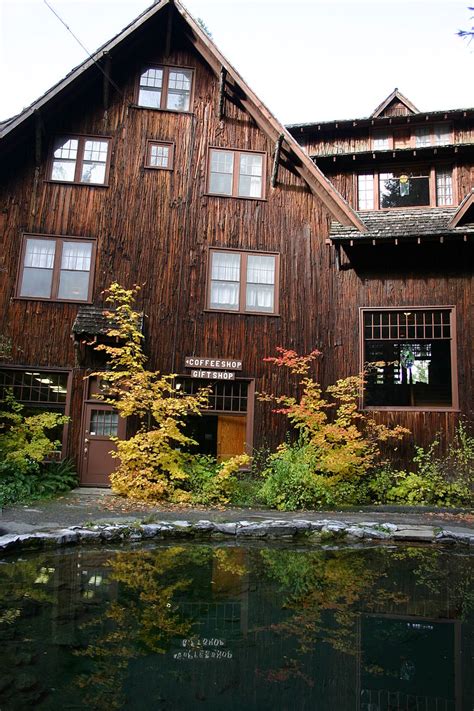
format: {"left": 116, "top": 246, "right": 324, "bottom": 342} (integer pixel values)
{"left": 0, "top": 369, "right": 69, "bottom": 453}
{"left": 362, "top": 309, "right": 456, "bottom": 409}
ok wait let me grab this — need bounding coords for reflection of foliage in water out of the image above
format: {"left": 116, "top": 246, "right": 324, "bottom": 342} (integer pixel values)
{"left": 74, "top": 546, "right": 215, "bottom": 709}
{"left": 258, "top": 546, "right": 474, "bottom": 685}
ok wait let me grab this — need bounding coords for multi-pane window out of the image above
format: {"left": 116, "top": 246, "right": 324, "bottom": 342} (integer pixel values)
{"left": 357, "top": 168, "right": 454, "bottom": 210}
{"left": 0, "top": 369, "right": 69, "bottom": 453}
{"left": 414, "top": 126, "right": 431, "bottom": 148}
{"left": 179, "top": 379, "right": 248, "bottom": 413}
{"left": 370, "top": 124, "right": 452, "bottom": 151}
{"left": 208, "top": 250, "right": 278, "bottom": 314}
{"left": 138, "top": 66, "right": 193, "bottom": 112}
{"left": 18, "top": 235, "right": 94, "bottom": 302}
{"left": 50, "top": 136, "right": 110, "bottom": 184}
{"left": 357, "top": 174, "right": 375, "bottom": 210}
{"left": 362, "top": 308, "right": 456, "bottom": 408}
{"left": 145, "top": 140, "right": 174, "bottom": 170}
{"left": 436, "top": 170, "right": 453, "bottom": 206}
{"left": 90, "top": 410, "right": 119, "bottom": 437}
{"left": 208, "top": 148, "right": 265, "bottom": 199}
{"left": 433, "top": 123, "right": 452, "bottom": 146}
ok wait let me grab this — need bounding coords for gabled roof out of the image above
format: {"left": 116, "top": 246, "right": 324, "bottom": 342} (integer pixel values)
{"left": 329, "top": 207, "right": 474, "bottom": 243}
{"left": 370, "top": 88, "right": 419, "bottom": 118}
{"left": 0, "top": 0, "right": 365, "bottom": 233}
{"left": 447, "top": 190, "right": 474, "bottom": 228}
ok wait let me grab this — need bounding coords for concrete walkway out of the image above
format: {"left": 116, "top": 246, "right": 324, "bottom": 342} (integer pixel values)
{"left": 1, "top": 487, "right": 473, "bottom": 537}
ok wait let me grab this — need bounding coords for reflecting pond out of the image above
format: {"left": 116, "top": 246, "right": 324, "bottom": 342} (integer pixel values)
{"left": 0, "top": 543, "right": 473, "bottom": 710}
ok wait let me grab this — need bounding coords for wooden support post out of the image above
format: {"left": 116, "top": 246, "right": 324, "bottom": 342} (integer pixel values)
{"left": 34, "top": 111, "right": 42, "bottom": 167}
{"left": 271, "top": 133, "right": 284, "bottom": 188}
{"left": 335, "top": 243, "right": 341, "bottom": 271}
{"left": 218, "top": 66, "right": 227, "bottom": 121}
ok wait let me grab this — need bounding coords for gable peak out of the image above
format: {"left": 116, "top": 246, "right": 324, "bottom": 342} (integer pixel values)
{"left": 371, "top": 88, "right": 420, "bottom": 118}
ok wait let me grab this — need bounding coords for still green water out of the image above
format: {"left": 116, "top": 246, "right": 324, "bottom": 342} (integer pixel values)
{"left": 0, "top": 543, "right": 473, "bottom": 710}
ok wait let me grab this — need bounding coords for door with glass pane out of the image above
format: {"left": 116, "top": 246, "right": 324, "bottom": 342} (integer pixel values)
{"left": 80, "top": 404, "right": 125, "bottom": 486}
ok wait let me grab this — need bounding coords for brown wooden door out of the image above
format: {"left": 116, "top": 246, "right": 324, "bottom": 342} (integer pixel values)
{"left": 80, "top": 404, "right": 125, "bottom": 486}
{"left": 217, "top": 415, "right": 246, "bottom": 462}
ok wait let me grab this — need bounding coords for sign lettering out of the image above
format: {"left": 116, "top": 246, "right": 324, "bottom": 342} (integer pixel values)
{"left": 185, "top": 356, "right": 242, "bottom": 371}
{"left": 191, "top": 369, "right": 235, "bottom": 380}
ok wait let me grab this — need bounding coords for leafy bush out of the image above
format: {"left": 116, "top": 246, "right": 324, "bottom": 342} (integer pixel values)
{"left": 259, "top": 439, "right": 370, "bottom": 510}
{"left": 0, "top": 393, "right": 76, "bottom": 507}
{"left": 368, "top": 425, "right": 474, "bottom": 507}
{"left": 0, "top": 459, "right": 77, "bottom": 508}
{"left": 185, "top": 453, "right": 250, "bottom": 506}
{"left": 257, "top": 348, "right": 408, "bottom": 510}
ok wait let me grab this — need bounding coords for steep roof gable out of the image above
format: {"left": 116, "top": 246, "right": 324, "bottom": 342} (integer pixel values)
{"left": 371, "top": 88, "right": 420, "bottom": 118}
{"left": 0, "top": 0, "right": 365, "bottom": 233}
{"left": 447, "top": 190, "right": 474, "bottom": 228}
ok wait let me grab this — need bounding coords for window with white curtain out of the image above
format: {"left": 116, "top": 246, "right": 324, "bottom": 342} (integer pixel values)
{"left": 208, "top": 250, "right": 278, "bottom": 314}
{"left": 18, "top": 235, "right": 95, "bottom": 302}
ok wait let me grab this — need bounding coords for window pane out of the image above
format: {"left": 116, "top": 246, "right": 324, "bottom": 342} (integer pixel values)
{"left": 434, "top": 124, "right": 451, "bottom": 146}
{"left": 436, "top": 170, "right": 453, "bottom": 206}
{"left": 246, "top": 254, "right": 275, "bottom": 284}
{"left": 58, "top": 242, "right": 92, "bottom": 300}
{"left": 211, "top": 251, "right": 240, "bottom": 281}
{"left": 210, "top": 251, "right": 240, "bottom": 310}
{"left": 379, "top": 171, "right": 430, "bottom": 208}
{"left": 209, "top": 150, "right": 234, "bottom": 195}
{"left": 166, "top": 70, "right": 192, "bottom": 111}
{"left": 357, "top": 174, "right": 374, "bottom": 210}
{"left": 415, "top": 126, "right": 431, "bottom": 148}
{"left": 246, "top": 283, "right": 274, "bottom": 312}
{"left": 138, "top": 88, "right": 162, "bottom": 108}
{"left": 53, "top": 138, "right": 78, "bottom": 160}
{"left": 149, "top": 143, "right": 170, "bottom": 168}
{"left": 90, "top": 410, "right": 119, "bottom": 437}
{"left": 238, "top": 153, "right": 263, "bottom": 198}
{"left": 210, "top": 281, "right": 239, "bottom": 310}
{"left": 20, "top": 239, "right": 55, "bottom": 298}
{"left": 61, "top": 242, "right": 92, "bottom": 271}
{"left": 51, "top": 160, "right": 77, "bottom": 182}
{"left": 373, "top": 132, "right": 390, "bottom": 150}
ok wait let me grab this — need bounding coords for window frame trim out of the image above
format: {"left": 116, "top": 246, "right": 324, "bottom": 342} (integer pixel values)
{"left": 46, "top": 134, "right": 112, "bottom": 187}
{"left": 15, "top": 232, "right": 96, "bottom": 304}
{"left": 205, "top": 246, "right": 280, "bottom": 316}
{"left": 144, "top": 139, "right": 175, "bottom": 171}
{"left": 356, "top": 164, "right": 457, "bottom": 211}
{"left": 206, "top": 146, "right": 268, "bottom": 201}
{"left": 135, "top": 63, "right": 195, "bottom": 113}
{"left": 359, "top": 305, "right": 459, "bottom": 412}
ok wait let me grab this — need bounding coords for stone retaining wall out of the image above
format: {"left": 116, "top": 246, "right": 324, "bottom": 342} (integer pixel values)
{"left": 1, "top": 518, "right": 474, "bottom": 554}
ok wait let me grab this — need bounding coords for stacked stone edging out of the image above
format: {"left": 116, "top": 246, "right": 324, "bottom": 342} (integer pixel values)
{"left": 1, "top": 518, "right": 474, "bottom": 554}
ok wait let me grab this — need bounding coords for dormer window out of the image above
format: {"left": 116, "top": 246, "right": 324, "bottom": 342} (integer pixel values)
{"left": 357, "top": 167, "right": 454, "bottom": 210}
{"left": 137, "top": 66, "right": 193, "bottom": 112}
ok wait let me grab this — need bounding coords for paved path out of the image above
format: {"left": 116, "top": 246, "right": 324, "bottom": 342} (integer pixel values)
{"left": 1, "top": 488, "right": 473, "bottom": 537}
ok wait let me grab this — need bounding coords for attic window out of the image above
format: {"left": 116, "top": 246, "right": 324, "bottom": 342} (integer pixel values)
{"left": 138, "top": 66, "right": 193, "bottom": 112}
{"left": 49, "top": 136, "right": 111, "bottom": 185}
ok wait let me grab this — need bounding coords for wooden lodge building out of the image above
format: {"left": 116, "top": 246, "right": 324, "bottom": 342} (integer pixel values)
{"left": 0, "top": 1, "right": 472, "bottom": 485}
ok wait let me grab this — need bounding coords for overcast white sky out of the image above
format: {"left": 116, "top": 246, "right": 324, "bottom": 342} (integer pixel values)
{"left": 0, "top": 0, "right": 473, "bottom": 124}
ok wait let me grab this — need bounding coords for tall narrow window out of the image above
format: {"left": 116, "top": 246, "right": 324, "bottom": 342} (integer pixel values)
{"left": 137, "top": 66, "right": 193, "bottom": 112}
{"left": 50, "top": 136, "right": 110, "bottom": 185}
{"left": 18, "top": 235, "right": 95, "bottom": 302}
{"left": 372, "top": 131, "right": 390, "bottom": 150}
{"left": 208, "top": 148, "right": 265, "bottom": 199}
{"left": 208, "top": 250, "right": 278, "bottom": 314}
{"left": 434, "top": 124, "right": 452, "bottom": 146}
{"left": 361, "top": 308, "right": 457, "bottom": 409}
{"left": 436, "top": 170, "right": 453, "bottom": 206}
{"left": 357, "top": 174, "right": 375, "bottom": 210}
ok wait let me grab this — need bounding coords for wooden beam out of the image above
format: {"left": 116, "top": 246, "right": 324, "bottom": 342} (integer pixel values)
{"left": 271, "top": 133, "right": 284, "bottom": 188}
{"left": 218, "top": 66, "right": 227, "bottom": 120}
{"left": 164, "top": 2, "right": 173, "bottom": 57}
{"left": 102, "top": 53, "right": 112, "bottom": 111}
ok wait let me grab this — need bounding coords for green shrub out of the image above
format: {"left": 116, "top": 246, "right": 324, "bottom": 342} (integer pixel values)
{"left": 183, "top": 454, "right": 250, "bottom": 506}
{"left": 0, "top": 459, "right": 77, "bottom": 508}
